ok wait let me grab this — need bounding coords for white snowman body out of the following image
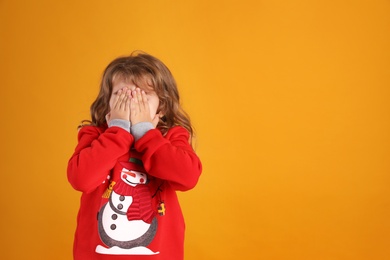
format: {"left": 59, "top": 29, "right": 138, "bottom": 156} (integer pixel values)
{"left": 96, "top": 168, "right": 158, "bottom": 255}
{"left": 100, "top": 190, "right": 151, "bottom": 241}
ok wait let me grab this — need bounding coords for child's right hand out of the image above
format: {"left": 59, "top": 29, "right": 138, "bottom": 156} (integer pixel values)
{"left": 106, "top": 88, "right": 131, "bottom": 123}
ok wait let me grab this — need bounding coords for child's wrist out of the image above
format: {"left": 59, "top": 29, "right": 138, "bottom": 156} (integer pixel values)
{"left": 131, "top": 122, "right": 154, "bottom": 141}
{"left": 108, "top": 119, "right": 131, "bottom": 133}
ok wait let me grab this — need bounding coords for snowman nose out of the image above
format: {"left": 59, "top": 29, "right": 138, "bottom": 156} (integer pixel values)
{"left": 123, "top": 172, "right": 136, "bottom": 179}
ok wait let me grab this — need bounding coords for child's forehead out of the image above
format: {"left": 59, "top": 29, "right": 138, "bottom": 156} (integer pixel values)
{"left": 112, "top": 79, "right": 135, "bottom": 92}
{"left": 112, "top": 73, "right": 154, "bottom": 91}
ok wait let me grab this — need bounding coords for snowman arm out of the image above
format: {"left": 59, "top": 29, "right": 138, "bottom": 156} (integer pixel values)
{"left": 67, "top": 125, "right": 134, "bottom": 193}
{"left": 134, "top": 126, "right": 202, "bottom": 191}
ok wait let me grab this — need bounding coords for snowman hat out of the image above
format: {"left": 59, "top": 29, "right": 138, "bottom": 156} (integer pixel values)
{"left": 119, "top": 157, "right": 145, "bottom": 173}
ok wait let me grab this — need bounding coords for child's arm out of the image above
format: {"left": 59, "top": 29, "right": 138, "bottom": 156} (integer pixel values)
{"left": 134, "top": 126, "right": 202, "bottom": 191}
{"left": 67, "top": 126, "right": 134, "bottom": 193}
{"left": 68, "top": 89, "right": 133, "bottom": 193}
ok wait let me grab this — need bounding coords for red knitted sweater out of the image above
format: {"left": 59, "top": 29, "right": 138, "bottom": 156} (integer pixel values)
{"left": 67, "top": 125, "right": 202, "bottom": 260}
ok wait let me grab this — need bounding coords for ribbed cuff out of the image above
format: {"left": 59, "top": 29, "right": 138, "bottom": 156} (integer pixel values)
{"left": 131, "top": 122, "right": 154, "bottom": 141}
{"left": 108, "top": 119, "right": 131, "bottom": 133}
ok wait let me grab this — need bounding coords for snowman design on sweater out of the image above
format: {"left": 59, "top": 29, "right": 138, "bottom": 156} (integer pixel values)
{"left": 96, "top": 160, "right": 159, "bottom": 255}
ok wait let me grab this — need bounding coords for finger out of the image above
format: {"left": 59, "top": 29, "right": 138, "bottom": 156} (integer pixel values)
{"left": 114, "top": 88, "right": 128, "bottom": 109}
{"left": 119, "top": 89, "right": 131, "bottom": 110}
{"left": 117, "top": 93, "right": 124, "bottom": 109}
{"left": 125, "top": 90, "right": 131, "bottom": 111}
{"left": 141, "top": 90, "right": 150, "bottom": 114}
{"left": 132, "top": 89, "right": 141, "bottom": 112}
{"left": 136, "top": 88, "right": 144, "bottom": 109}
{"left": 130, "top": 95, "right": 138, "bottom": 115}
{"left": 113, "top": 89, "right": 123, "bottom": 108}
{"left": 136, "top": 88, "right": 143, "bottom": 106}
{"left": 141, "top": 90, "right": 148, "bottom": 106}
{"left": 121, "top": 94, "right": 129, "bottom": 110}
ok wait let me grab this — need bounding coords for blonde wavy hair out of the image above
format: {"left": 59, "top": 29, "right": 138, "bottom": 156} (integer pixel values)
{"left": 82, "top": 52, "right": 194, "bottom": 140}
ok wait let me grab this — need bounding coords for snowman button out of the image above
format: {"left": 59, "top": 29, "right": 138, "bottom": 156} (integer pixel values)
{"left": 112, "top": 214, "right": 118, "bottom": 220}
{"left": 119, "top": 196, "right": 125, "bottom": 201}
{"left": 110, "top": 224, "right": 116, "bottom": 230}
{"left": 117, "top": 204, "right": 123, "bottom": 210}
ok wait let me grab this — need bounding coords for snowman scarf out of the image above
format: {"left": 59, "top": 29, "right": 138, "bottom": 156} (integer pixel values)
{"left": 113, "top": 180, "right": 155, "bottom": 224}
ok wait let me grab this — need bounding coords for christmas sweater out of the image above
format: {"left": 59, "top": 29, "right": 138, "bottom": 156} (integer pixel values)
{"left": 67, "top": 124, "right": 202, "bottom": 259}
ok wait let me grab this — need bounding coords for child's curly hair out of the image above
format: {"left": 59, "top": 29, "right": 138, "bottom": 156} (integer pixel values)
{"left": 84, "top": 51, "right": 194, "bottom": 140}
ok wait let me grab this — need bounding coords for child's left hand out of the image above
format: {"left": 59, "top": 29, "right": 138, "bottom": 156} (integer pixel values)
{"left": 130, "top": 88, "right": 160, "bottom": 128}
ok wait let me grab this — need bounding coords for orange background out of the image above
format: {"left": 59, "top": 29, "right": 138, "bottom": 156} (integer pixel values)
{"left": 0, "top": 1, "right": 389, "bottom": 259}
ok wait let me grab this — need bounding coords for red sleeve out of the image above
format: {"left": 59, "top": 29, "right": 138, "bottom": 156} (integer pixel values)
{"left": 67, "top": 125, "right": 134, "bottom": 193}
{"left": 134, "top": 126, "right": 202, "bottom": 191}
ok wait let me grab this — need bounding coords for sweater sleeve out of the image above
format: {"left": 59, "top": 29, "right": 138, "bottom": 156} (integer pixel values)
{"left": 134, "top": 126, "right": 202, "bottom": 191}
{"left": 67, "top": 125, "right": 134, "bottom": 193}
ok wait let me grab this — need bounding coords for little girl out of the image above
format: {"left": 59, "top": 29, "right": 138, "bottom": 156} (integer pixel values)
{"left": 67, "top": 52, "right": 202, "bottom": 260}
